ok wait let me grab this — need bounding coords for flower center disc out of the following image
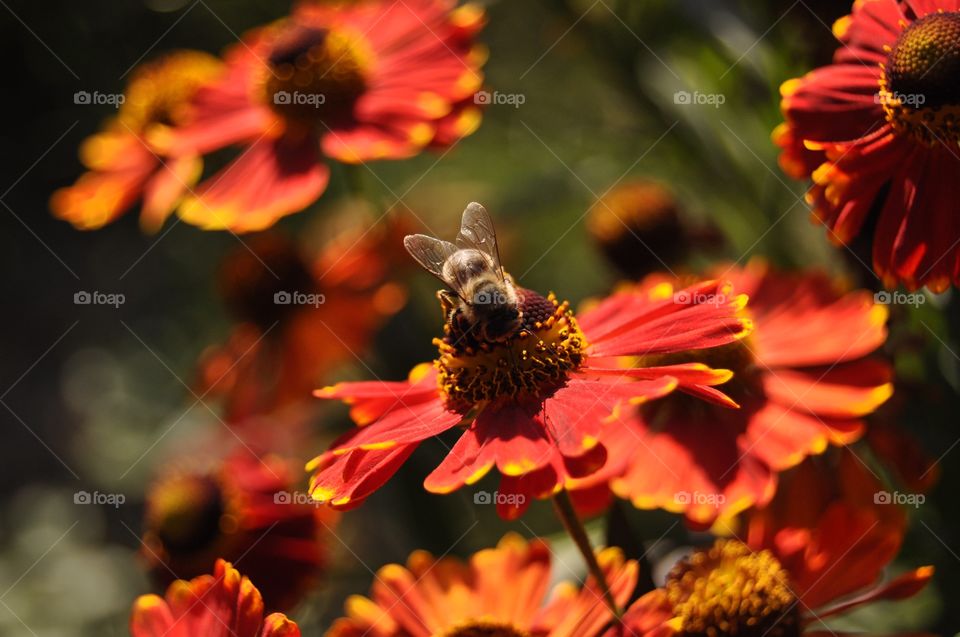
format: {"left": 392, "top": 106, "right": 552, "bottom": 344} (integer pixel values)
{"left": 881, "top": 11, "right": 960, "bottom": 144}
{"left": 146, "top": 475, "right": 225, "bottom": 553}
{"left": 264, "top": 24, "right": 371, "bottom": 125}
{"left": 119, "top": 51, "right": 223, "bottom": 132}
{"left": 441, "top": 620, "right": 531, "bottom": 637}
{"left": 666, "top": 540, "right": 801, "bottom": 637}
{"left": 435, "top": 289, "right": 587, "bottom": 412}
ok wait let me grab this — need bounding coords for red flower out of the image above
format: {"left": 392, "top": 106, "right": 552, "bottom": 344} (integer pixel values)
{"left": 326, "top": 533, "right": 675, "bottom": 637}
{"left": 170, "top": 0, "right": 486, "bottom": 232}
{"left": 309, "top": 271, "right": 751, "bottom": 519}
{"left": 50, "top": 51, "right": 223, "bottom": 232}
{"left": 195, "top": 214, "right": 411, "bottom": 429}
{"left": 141, "top": 452, "right": 337, "bottom": 611}
{"left": 130, "top": 559, "right": 300, "bottom": 637}
{"left": 574, "top": 261, "right": 892, "bottom": 527}
{"left": 776, "top": 0, "right": 960, "bottom": 292}
{"left": 660, "top": 450, "right": 931, "bottom": 635}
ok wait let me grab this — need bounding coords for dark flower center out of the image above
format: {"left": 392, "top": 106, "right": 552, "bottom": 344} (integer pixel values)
{"left": 146, "top": 475, "right": 225, "bottom": 553}
{"left": 881, "top": 12, "right": 960, "bottom": 144}
{"left": 263, "top": 23, "right": 371, "bottom": 126}
{"left": 441, "top": 621, "right": 531, "bottom": 637}
{"left": 666, "top": 539, "right": 801, "bottom": 637}
{"left": 888, "top": 12, "right": 960, "bottom": 108}
{"left": 435, "top": 288, "right": 586, "bottom": 412}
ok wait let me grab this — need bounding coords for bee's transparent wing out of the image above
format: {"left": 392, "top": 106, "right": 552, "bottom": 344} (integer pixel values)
{"left": 456, "top": 202, "right": 505, "bottom": 281}
{"left": 403, "top": 234, "right": 466, "bottom": 297}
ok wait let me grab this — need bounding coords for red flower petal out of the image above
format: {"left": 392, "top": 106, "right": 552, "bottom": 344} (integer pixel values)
{"left": 179, "top": 132, "right": 328, "bottom": 232}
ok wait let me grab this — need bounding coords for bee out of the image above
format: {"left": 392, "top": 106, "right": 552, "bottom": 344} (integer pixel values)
{"left": 404, "top": 202, "right": 523, "bottom": 343}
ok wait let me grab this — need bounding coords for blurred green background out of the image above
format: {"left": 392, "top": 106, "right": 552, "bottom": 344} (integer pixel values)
{"left": 2, "top": 0, "right": 958, "bottom": 634}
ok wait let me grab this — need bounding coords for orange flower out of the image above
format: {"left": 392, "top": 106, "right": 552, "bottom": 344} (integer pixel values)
{"left": 775, "top": 0, "right": 960, "bottom": 292}
{"left": 130, "top": 559, "right": 300, "bottom": 637}
{"left": 51, "top": 51, "right": 223, "bottom": 232}
{"left": 573, "top": 260, "right": 892, "bottom": 527}
{"left": 141, "top": 452, "right": 337, "bottom": 612}
{"left": 660, "top": 451, "right": 932, "bottom": 635}
{"left": 309, "top": 253, "right": 751, "bottom": 518}
{"left": 195, "top": 215, "right": 410, "bottom": 429}
{"left": 326, "top": 534, "right": 675, "bottom": 637}
{"left": 170, "top": 0, "right": 486, "bottom": 231}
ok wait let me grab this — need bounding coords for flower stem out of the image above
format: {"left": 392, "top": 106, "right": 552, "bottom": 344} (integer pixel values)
{"left": 552, "top": 489, "right": 623, "bottom": 620}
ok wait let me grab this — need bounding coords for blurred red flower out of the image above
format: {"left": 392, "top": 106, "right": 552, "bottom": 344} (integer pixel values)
{"left": 659, "top": 450, "right": 931, "bottom": 635}
{"left": 130, "top": 559, "right": 300, "bottom": 637}
{"left": 170, "top": 0, "right": 486, "bottom": 231}
{"left": 195, "top": 214, "right": 411, "bottom": 434}
{"left": 309, "top": 277, "right": 751, "bottom": 519}
{"left": 51, "top": 51, "right": 223, "bottom": 232}
{"left": 570, "top": 261, "right": 892, "bottom": 528}
{"left": 141, "top": 452, "right": 337, "bottom": 612}
{"left": 326, "top": 533, "right": 675, "bottom": 637}
{"left": 776, "top": 0, "right": 960, "bottom": 292}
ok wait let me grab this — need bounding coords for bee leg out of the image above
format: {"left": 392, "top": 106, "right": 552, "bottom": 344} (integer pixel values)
{"left": 437, "top": 289, "right": 458, "bottom": 321}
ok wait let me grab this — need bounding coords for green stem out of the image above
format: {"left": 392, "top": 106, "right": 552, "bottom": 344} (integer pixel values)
{"left": 553, "top": 489, "right": 623, "bottom": 620}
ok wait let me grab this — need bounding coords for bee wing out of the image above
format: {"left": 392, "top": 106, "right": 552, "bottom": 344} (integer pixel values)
{"left": 456, "top": 202, "right": 505, "bottom": 282}
{"left": 403, "top": 234, "right": 467, "bottom": 297}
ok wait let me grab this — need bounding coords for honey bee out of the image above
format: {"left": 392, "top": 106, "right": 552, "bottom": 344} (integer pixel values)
{"left": 404, "top": 202, "right": 522, "bottom": 343}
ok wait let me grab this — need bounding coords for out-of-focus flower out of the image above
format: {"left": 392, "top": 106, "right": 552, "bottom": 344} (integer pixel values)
{"left": 130, "top": 559, "right": 300, "bottom": 637}
{"left": 741, "top": 449, "right": 910, "bottom": 605}
{"left": 586, "top": 180, "right": 724, "bottom": 279}
{"left": 573, "top": 260, "right": 892, "bottom": 528}
{"left": 660, "top": 450, "right": 932, "bottom": 636}
{"left": 310, "top": 259, "right": 751, "bottom": 518}
{"left": 775, "top": 0, "right": 960, "bottom": 292}
{"left": 170, "top": 0, "right": 486, "bottom": 232}
{"left": 141, "top": 452, "right": 337, "bottom": 612}
{"left": 195, "top": 214, "right": 411, "bottom": 427}
{"left": 326, "top": 533, "right": 675, "bottom": 637}
{"left": 51, "top": 51, "right": 223, "bottom": 232}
